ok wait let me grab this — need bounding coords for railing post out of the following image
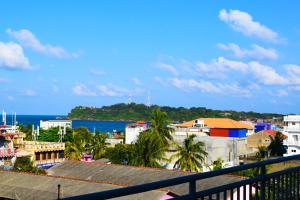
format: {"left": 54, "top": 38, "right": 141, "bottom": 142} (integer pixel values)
{"left": 189, "top": 180, "right": 196, "bottom": 200}
{"left": 58, "top": 184, "right": 61, "bottom": 200}
{"left": 260, "top": 165, "right": 266, "bottom": 200}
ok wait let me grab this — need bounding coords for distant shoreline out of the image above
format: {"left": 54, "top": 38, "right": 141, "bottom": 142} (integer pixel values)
{"left": 69, "top": 118, "right": 136, "bottom": 123}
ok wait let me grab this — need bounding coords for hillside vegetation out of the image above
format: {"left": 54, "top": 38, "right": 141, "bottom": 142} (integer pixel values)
{"left": 68, "top": 103, "right": 283, "bottom": 122}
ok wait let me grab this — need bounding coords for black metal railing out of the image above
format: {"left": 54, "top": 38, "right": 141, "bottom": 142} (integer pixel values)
{"left": 62, "top": 154, "right": 300, "bottom": 200}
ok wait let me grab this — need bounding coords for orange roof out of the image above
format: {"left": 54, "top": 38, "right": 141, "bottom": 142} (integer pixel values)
{"left": 259, "top": 130, "right": 287, "bottom": 138}
{"left": 176, "top": 118, "right": 253, "bottom": 129}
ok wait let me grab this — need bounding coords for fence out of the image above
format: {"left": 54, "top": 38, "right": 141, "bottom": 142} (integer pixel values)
{"left": 62, "top": 154, "right": 300, "bottom": 200}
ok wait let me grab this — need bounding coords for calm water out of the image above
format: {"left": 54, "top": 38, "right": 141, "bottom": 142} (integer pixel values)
{"left": 2, "top": 115, "right": 132, "bottom": 133}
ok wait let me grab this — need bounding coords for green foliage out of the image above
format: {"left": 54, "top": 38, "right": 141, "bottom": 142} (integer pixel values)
{"left": 268, "top": 132, "right": 287, "bottom": 156}
{"left": 90, "top": 133, "right": 108, "bottom": 160}
{"left": 171, "top": 134, "right": 208, "bottom": 172}
{"left": 104, "top": 108, "right": 174, "bottom": 168}
{"left": 13, "top": 156, "right": 46, "bottom": 175}
{"left": 68, "top": 103, "right": 283, "bottom": 122}
{"left": 212, "top": 158, "right": 224, "bottom": 171}
{"left": 129, "top": 132, "right": 167, "bottom": 168}
{"left": 38, "top": 127, "right": 73, "bottom": 142}
{"left": 105, "top": 144, "right": 132, "bottom": 164}
{"left": 18, "top": 124, "right": 33, "bottom": 140}
{"left": 256, "top": 146, "right": 269, "bottom": 159}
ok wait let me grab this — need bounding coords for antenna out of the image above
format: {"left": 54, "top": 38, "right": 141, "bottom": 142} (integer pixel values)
{"left": 146, "top": 93, "right": 151, "bottom": 107}
{"left": 14, "top": 112, "right": 17, "bottom": 126}
{"left": 2, "top": 110, "right": 6, "bottom": 126}
{"left": 128, "top": 95, "right": 132, "bottom": 104}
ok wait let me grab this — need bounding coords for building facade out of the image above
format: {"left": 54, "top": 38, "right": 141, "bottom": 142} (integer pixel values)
{"left": 125, "top": 121, "right": 148, "bottom": 144}
{"left": 175, "top": 118, "right": 254, "bottom": 138}
{"left": 0, "top": 125, "right": 17, "bottom": 169}
{"left": 40, "top": 120, "right": 72, "bottom": 130}
{"left": 283, "top": 115, "right": 300, "bottom": 156}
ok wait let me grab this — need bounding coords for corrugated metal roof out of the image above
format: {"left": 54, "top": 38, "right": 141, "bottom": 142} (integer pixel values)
{"left": 48, "top": 161, "right": 246, "bottom": 196}
{"left": 0, "top": 170, "right": 165, "bottom": 200}
{"left": 176, "top": 118, "right": 253, "bottom": 129}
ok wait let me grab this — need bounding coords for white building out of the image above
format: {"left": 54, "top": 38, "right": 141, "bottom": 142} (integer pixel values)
{"left": 125, "top": 121, "right": 147, "bottom": 144}
{"left": 40, "top": 120, "right": 72, "bottom": 130}
{"left": 283, "top": 115, "right": 300, "bottom": 156}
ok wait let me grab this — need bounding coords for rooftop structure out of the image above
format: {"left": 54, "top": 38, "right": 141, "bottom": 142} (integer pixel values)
{"left": 40, "top": 120, "right": 72, "bottom": 130}
{"left": 247, "top": 130, "right": 286, "bottom": 149}
{"left": 48, "top": 161, "right": 246, "bottom": 198}
{"left": 176, "top": 118, "right": 254, "bottom": 137}
{"left": 176, "top": 118, "right": 253, "bottom": 129}
{"left": 0, "top": 170, "right": 164, "bottom": 200}
{"left": 125, "top": 121, "right": 147, "bottom": 144}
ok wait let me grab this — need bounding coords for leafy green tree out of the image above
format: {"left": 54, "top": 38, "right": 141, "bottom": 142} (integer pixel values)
{"left": 256, "top": 146, "right": 269, "bottom": 159}
{"left": 105, "top": 144, "right": 132, "bottom": 164}
{"left": 268, "top": 132, "right": 286, "bottom": 156}
{"left": 13, "top": 156, "right": 46, "bottom": 175}
{"left": 38, "top": 127, "right": 72, "bottom": 142}
{"left": 18, "top": 124, "right": 33, "bottom": 141}
{"left": 130, "top": 132, "right": 167, "bottom": 168}
{"left": 212, "top": 158, "right": 224, "bottom": 171}
{"left": 172, "top": 134, "right": 208, "bottom": 172}
{"left": 145, "top": 108, "right": 174, "bottom": 147}
{"left": 64, "top": 131, "right": 86, "bottom": 160}
{"left": 90, "top": 133, "right": 109, "bottom": 160}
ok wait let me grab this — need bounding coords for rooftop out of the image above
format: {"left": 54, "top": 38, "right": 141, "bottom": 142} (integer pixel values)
{"left": 0, "top": 170, "right": 165, "bottom": 200}
{"left": 176, "top": 118, "right": 253, "bottom": 129}
{"left": 48, "top": 161, "right": 246, "bottom": 196}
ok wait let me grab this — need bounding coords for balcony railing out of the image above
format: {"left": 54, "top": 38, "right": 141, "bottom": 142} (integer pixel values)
{"left": 62, "top": 154, "right": 300, "bottom": 200}
{"left": 0, "top": 148, "right": 16, "bottom": 157}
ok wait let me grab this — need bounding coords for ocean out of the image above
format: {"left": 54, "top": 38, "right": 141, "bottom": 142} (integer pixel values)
{"left": 2, "top": 115, "right": 132, "bottom": 133}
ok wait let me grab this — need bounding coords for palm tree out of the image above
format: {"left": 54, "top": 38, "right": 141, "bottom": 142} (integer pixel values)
{"left": 90, "top": 133, "right": 109, "bottom": 160}
{"left": 172, "top": 134, "right": 208, "bottom": 172}
{"left": 146, "top": 108, "right": 174, "bottom": 146}
{"left": 129, "top": 132, "right": 167, "bottom": 168}
{"left": 268, "top": 132, "right": 287, "bottom": 156}
{"left": 64, "top": 131, "right": 85, "bottom": 160}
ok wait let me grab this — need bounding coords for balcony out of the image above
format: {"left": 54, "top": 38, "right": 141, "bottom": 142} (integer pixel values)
{"left": 284, "top": 140, "right": 300, "bottom": 146}
{"left": 283, "top": 126, "right": 300, "bottom": 133}
{"left": 62, "top": 155, "right": 300, "bottom": 200}
{"left": 23, "top": 141, "right": 65, "bottom": 151}
{"left": 0, "top": 148, "right": 16, "bottom": 157}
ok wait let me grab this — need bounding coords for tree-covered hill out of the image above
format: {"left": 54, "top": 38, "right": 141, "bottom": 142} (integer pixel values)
{"left": 67, "top": 103, "right": 283, "bottom": 122}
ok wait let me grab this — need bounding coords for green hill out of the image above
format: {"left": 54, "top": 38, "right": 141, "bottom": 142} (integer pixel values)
{"left": 67, "top": 103, "right": 283, "bottom": 122}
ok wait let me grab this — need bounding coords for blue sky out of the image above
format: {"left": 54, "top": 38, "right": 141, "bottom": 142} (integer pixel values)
{"left": 1, "top": 1, "right": 300, "bottom": 115}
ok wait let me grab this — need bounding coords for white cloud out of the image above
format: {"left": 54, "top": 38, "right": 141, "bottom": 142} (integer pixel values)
{"left": 22, "top": 89, "right": 37, "bottom": 97}
{"left": 97, "top": 83, "right": 143, "bottom": 97}
{"left": 196, "top": 57, "right": 248, "bottom": 77}
{"left": 0, "top": 41, "right": 31, "bottom": 70}
{"left": 154, "top": 76, "right": 167, "bottom": 86}
{"left": 90, "top": 69, "right": 105, "bottom": 76}
{"left": 285, "top": 64, "right": 300, "bottom": 85}
{"left": 170, "top": 78, "right": 251, "bottom": 96}
{"left": 249, "top": 61, "right": 288, "bottom": 85}
{"left": 156, "top": 62, "right": 179, "bottom": 76}
{"left": 219, "top": 9, "right": 280, "bottom": 42}
{"left": 7, "top": 29, "right": 79, "bottom": 59}
{"left": 218, "top": 43, "right": 278, "bottom": 60}
{"left": 131, "top": 77, "right": 141, "bottom": 85}
{"left": 7, "top": 96, "right": 14, "bottom": 101}
{"left": 72, "top": 84, "right": 97, "bottom": 96}
{"left": 274, "top": 89, "right": 288, "bottom": 97}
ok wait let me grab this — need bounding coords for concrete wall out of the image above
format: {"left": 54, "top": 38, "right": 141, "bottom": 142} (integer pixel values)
{"left": 167, "top": 135, "right": 254, "bottom": 171}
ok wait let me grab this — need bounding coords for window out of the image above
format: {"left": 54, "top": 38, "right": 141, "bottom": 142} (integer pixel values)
{"left": 35, "top": 153, "right": 40, "bottom": 161}
{"left": 292, "top": 122, "right": 296, "bottom": 125}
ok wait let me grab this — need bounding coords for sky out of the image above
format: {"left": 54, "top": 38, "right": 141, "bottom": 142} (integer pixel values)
{"left": 1, "top": 1, "right": 300, "bottom": 115}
